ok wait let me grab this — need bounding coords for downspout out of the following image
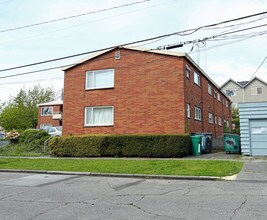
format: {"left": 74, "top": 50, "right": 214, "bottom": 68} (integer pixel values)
{"left": 201, "top": 79, "right": 204, "bottom": 132}
{"left": 242, "top": 87, "right": 245, "bottom": 102}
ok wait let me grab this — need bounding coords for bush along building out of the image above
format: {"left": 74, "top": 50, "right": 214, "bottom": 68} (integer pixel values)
{"left": 60, "top": 46, "right": 231, "bottom": 137}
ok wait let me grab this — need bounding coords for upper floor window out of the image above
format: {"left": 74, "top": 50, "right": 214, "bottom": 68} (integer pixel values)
{"left": 251, "top": 87, "right": 263, "bottom": 95}
{"left": 41, "top": 107, "right": 53, "bottom": 116}
{"left": 217, "top": 93, "right": 221, "bottom": 102}
{"left": 214, "top": 90, "right": 217, "bottom": 98}
{"left": 194, "top": 72, "right": 200, "bottom": 86}
{"left": 84, "top": 106, "right": 114, "bottom": 126}
{"left": 194, "top": 107, "right": 201, "bottom": 121}
{"left": 218, "top": 117, "right": 222, "bottom": 126}
{"left": 186, "top": 104, "right": 191, "bottom": 118}
{"left": 215, "top": 116, "right": 217, "bottom": 124}
{"left": 208, "top": 84, "right": 212, "bottom": 95}
{"left": 209, "top": 113, "right": 214, "bottom": 124}
{"left": 226, "top": 100, "right": 229, "bottom": 108}
{"left": 185, "top": 65, "right": 191, "bottom": 78}
{"left": 86, "top": 69, "right": 114, "bottom": 90}
{"left": 225, "top": 89, "right": 236, "bottom": 97}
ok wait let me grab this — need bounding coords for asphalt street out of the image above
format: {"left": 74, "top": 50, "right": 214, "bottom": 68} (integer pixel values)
{"left": 0, "top": 172, "right": 266, "bottom": 220}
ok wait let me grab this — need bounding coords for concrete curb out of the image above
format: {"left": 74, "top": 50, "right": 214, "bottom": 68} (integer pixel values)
{"left": 0, "top": 169, "right": 229, "bottom": 181}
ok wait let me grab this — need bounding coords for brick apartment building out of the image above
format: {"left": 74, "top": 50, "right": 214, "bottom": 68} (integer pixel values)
{"left": 62, "top": 46, "right": 231, "bottom": 137}
{"left": 37, "top": 101, "right": 63, "bottom": 130}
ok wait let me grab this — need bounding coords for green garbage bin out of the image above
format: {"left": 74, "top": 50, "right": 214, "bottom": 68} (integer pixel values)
{"left": 190, "top": 135, "right": 202, "bottom": 156}
{"left": 224, "top": 134, "right": 241, "bottom": 154}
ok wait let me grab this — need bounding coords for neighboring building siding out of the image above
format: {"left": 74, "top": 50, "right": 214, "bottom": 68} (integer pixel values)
{"left": 243, "top": 80, "right": 267, "bottom": 102}
{"left": 38, "top": 104, "right": 62, "bottom": 128}
{"left": 222, "top": 78, "right": 267, "bottom": 107}
{"left": 239, "top": 102, "right": 267, "bottom": 156}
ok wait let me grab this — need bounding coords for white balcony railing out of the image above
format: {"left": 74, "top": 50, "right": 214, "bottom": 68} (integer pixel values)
{"left": 52, "top": 112, "right": 62, "bottom": 120}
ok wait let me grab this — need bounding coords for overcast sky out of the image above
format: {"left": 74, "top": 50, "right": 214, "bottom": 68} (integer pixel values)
{"left": 0, "top": 0, "right": 267, "bottom": 102}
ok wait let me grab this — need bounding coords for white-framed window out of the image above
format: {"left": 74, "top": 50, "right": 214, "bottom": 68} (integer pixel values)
{"left": 194, "top": 107, "right": 201, "bottom": 120}
{"left": 185, "top": 64, "right": 191, "bottom": 78}
{"left": 222, "top": 98, "right": 225, "bottom": 105}
{"left": 86, "top": 69, "right": 114, "bottom": 90}
{"left": 194, "top": 71, "right": 200, "bottom": 86}
{"left": 225, "top": 89, "right": 236, "bottom": 97}
{"left": 186, "top": 104, "right": 190, "bottom": 118}
{"left": 85, "top": 106, "right": 114, "bottom": 126}
{"left": 251, "top": 87, "right": 263, "bottom": 95}
{"left": 208, "top": 84, "right": 212, "bottom": 95}
{"left": 226, "top": 120, "right": 229, "bottom": 127}
{"left": 226, "top": 100, "right": 229, "bottom": 108}
{"left": 218, "top": 117, "right": 222, "bottom": 126}
{"left": 41, "top": 107, "right": 53, "bottom": 116}
{"left": 215, "top": 116, "right": 217, "bottom": 124}
{"left": 214, "top": 90, "right": 217, "bottom": 98}
{"left": 40, "top": 124, "right": 52, "bottom": 130}
{"left": 209, "top": 113, "right": 214, "bottom": 124}
{"left": 217, "top": 93, "right": 221, "bottom": 102}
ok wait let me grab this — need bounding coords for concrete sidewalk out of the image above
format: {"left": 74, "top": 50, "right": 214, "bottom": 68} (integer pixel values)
{"left": 236, "top": 161, "right": 267, "bottom": 182}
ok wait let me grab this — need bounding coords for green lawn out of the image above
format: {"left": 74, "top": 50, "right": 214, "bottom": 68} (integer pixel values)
{"left": 0, "top": 158, "right": 243, "bottom": 177}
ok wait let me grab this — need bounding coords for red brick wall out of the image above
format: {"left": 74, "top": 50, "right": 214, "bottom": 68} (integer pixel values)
{"left": 183, "top": 60, "right": 231, "bottom": 137}
{"left": 63, "top": 49, "right": 186, "bottom": 135}
{"left": 63, "top": 48, "right": 231, "bottom": 137}
{"left": 38, "top": 105, "right": 62, "bottom": 128}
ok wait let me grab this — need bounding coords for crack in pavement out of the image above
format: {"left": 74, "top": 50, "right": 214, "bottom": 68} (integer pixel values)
{"left": 127, "top": 203, "right": 185, "bottom": 220}
{"left": 0, "top": 190, "right": 29, "bottom": 201}
{"left": 229, "top": 195, "right": 248, "bottom": 220}
{"left": 107, "top": 179, "right": 145, "bottom": 191}
{"left": 27, "top": 204, "right": 62, "bottom": 220}
{"left": 183, "top": 185, "right": 205, "bottom": 196}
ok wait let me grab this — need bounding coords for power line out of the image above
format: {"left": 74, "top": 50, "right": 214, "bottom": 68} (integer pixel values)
{"left": 1, "top": 10, "right": 267, "bottom": 73}
{"left": 158, "top": 23, "right": 267, "bottom": 50}
{"left": 249, "top": 55, "right": 267, "bottom": 80}
{"left": 0, "top": 0, "right": 176, "bottom": 46}
{"left": 0, "top": 0, "right": 151, "bottom": 34}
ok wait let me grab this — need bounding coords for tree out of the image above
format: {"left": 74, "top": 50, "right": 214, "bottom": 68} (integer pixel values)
{"left": 0, "top": 85, "right": 55, "bottom": 131}
{"left": 232, "top": 108, "right": 240, "bottom": 134}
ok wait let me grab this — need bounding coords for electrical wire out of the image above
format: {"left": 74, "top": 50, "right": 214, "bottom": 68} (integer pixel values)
{"left": 0, "top": 0, "right": 177, "bottom": 46}
{"left": 1, "top": 10, "right": 267, "bottom": 73}
{"left": 0, "top": 0, "right": 152, "bottom": 34}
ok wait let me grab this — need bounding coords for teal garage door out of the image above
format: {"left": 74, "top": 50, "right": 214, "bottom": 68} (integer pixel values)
{"left": 250, "top": 119, "right": 267, "bottom": 156}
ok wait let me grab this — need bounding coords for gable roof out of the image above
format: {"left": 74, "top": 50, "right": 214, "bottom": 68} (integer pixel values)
{"left": 220, "top": 78, "right": 242, "bottom": 88}
{"left": 236, "top": 81, "right": 249, "bottom": 87}
{"left": 62, "top": 46, "right": 227, "bottom": 96}
{"left": 221, "top": 76, "right": 267, "bottom": 89}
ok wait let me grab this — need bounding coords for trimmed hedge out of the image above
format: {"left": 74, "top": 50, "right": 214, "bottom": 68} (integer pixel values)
{"left": 49, "top": 134, "right": 190, "bottom": 158}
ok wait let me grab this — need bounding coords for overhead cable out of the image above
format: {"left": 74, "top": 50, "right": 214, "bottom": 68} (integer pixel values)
{"left": 0, "top": 0, "right": 151, "bottom": 34}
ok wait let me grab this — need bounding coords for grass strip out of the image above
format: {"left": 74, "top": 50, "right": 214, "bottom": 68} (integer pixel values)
{"left": 0, "top": 158, "right": 243, "bottom": 177}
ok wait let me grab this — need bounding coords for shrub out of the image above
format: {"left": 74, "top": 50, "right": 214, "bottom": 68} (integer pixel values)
{"left": 49, "top": 134, "right": 190, "bottom": 158}
{"left": 19, "top": 129, "right": 50, "bottom": 153}
{"left": 6, "top": 129, "right": 20, "bottom": 144}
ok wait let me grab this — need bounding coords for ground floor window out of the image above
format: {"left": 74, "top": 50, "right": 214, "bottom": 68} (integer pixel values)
{"left": 194, "top": 107, "right": 201, "bottom": 121}
{"left": 85, "top": 106, "right": 114, "bottom": 126}
{"left": 40, "top": 124, "right": 52, "bottom": 130}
